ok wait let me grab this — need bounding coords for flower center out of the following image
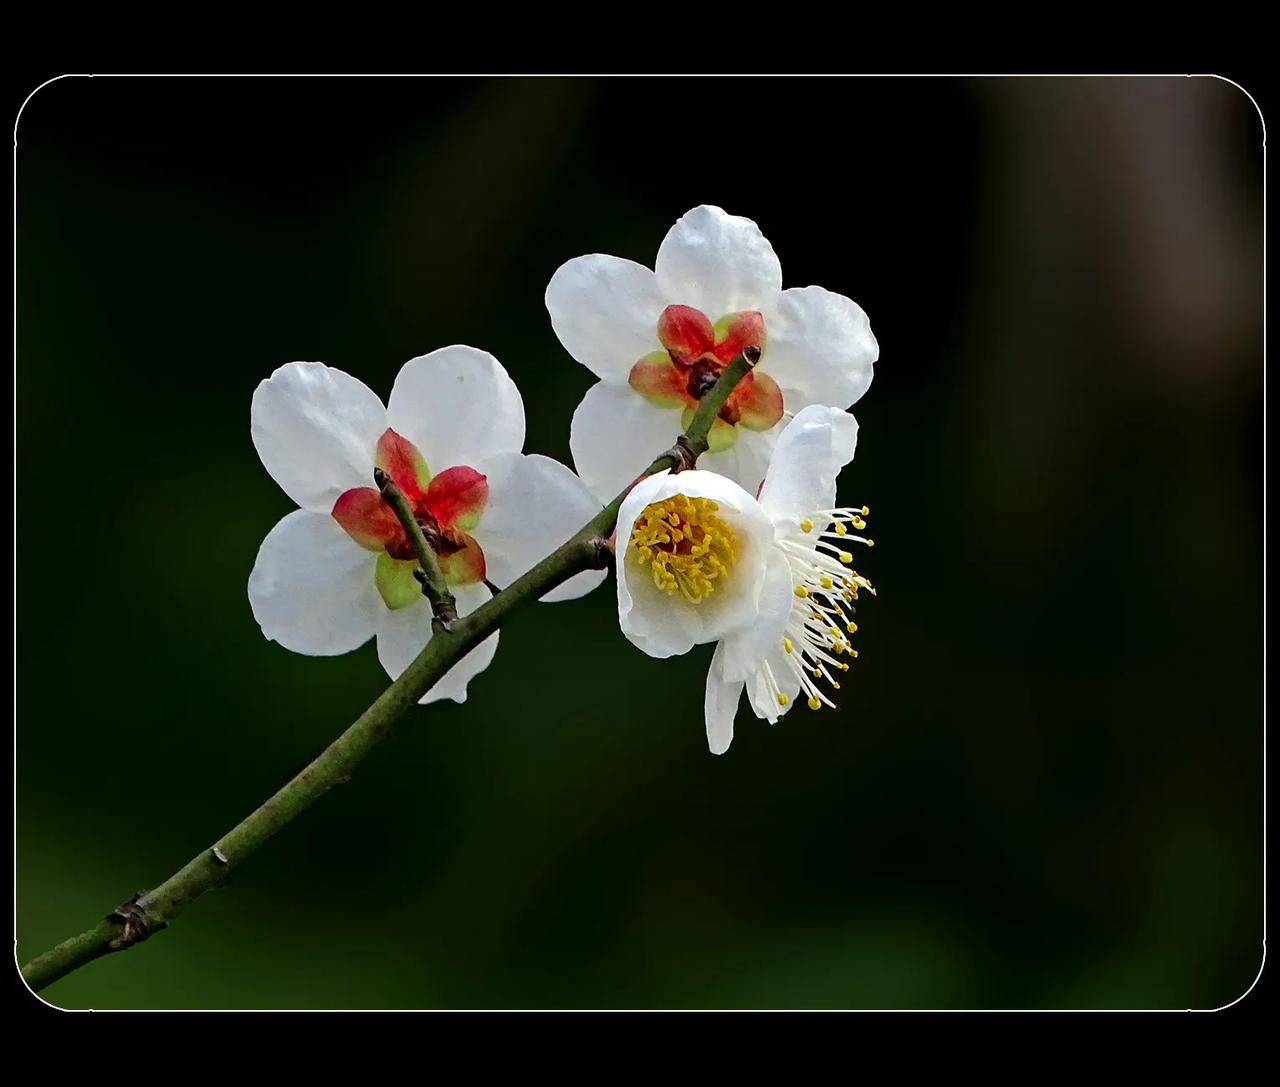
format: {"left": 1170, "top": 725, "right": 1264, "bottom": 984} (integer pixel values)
{"left": 760, "top": 507, "right": 876, "bottom": 713}
{"left": 630, "top": 494, "right": 738, "bottom": 604}
{"left": 331, "top": 428, "right": 489, "bottom": 609}
{"left": 627, "top": 305, "right": 783, "bottom": 450}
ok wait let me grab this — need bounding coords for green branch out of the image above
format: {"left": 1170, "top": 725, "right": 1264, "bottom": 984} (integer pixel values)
{"left": 19, "top": 348, "right": 760, "bottom": 995}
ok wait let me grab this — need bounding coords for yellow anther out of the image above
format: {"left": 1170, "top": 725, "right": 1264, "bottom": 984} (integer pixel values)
{"left": 847, "top": 622, "right": 858, "bottom": 633}
{"left": 838, "top": 552, "right": 853, "bottom": 564}
{"left": 794, "top": 584, "right": 809, "bottom": 598}
{"left": 835, "top": 522, "right": 848, "bottom": 536}
{"left": 850, "top": 650, "right": 858, "bottom": 659}
{"left": 807, "top": 697, "right": 822, "bottom": 711}
{"left": 783, "top": 638, "right": 793, "bottom": 654}
{"left": 832, "top": 680, "right": 841, "bottom": 690}
{"left": 861, "top": 506, "right": 869, "bottom": 516}
{"left": 777, "top": 693, "right": 790, "bottom": 706}
{"left": 630, "top": 495, "right": 737, "bottom": 603}
{"left": 812, "top": 668, "right": 822, "bottom": 678}
{"left": 800, "top": 518, "right": 814, "bottom": 533}
{"left": 866, "top": 539, "right": 875, "bottom": 548}
{"left": 829, "top": 626, "right": 841, "bottom": 639}
{"left": 820, "top": 576, "right": 833, "bottom": 589}
{"left": 852, "top": 516, "right": 866, "bottom": 530}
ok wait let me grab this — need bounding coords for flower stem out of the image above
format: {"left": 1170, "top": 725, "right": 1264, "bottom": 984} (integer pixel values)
{"left": 374, "top": 468, "right": 457, "bottom": 626}
{"left": 18, "top": 350, "right": 759, "bottom": 995}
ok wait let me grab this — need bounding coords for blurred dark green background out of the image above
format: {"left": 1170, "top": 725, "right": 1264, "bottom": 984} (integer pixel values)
{"left": 16, "top": 76, "right": 1262, "bottom": 1009}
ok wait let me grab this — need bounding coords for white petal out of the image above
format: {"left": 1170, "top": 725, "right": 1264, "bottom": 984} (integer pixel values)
{"left": 704, "top": 642, "right": 744, "bottom": 756}
{"left": 758, "top": 405, "right": 860, "bottom": 524}
{"left": 545, "top": 254, "right": 666, "bottom": 381}
{"left": 762, "top": 286, "right": 878, "bottom": 409}
{"left": 375, "top": 582, "right": 498, "bottom": 705}
{"left": 655, "top": 205, "right": 783, "bottom": 317}
{"left": 615, "top": 469, "right": 775, "bottom": 659}
{"left": 746, "top": 635, "right": 802, "bottom": 723}
{"left": 251, "top": 362, "right": 386, "bottom": 513}
{"left": 387, "top": 346, "right": 525, "bottom": 472}
{"left": 716, "top": 549, "right": 794, "bottom": 683}
{"left": 570, "top": 380, "right": 684, "bottom": 504}
{"left": 471, "top": 452, "right": 606, "bottom": 603}
{"left": 743, "top": 594, "right": 807, "bottom": 724}
{"left": 698, "top": 426, "right": 779, "bottom": 500}
{"left": 248, "top": 510, "right": 381, "bottom": 655}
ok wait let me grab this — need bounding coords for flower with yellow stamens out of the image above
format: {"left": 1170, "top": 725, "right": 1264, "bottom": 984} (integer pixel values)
{"left": 615, "top": 468, "right": 781, "bottom": 663}
{"left": 616, "top": 404, "right": 876, "bottom": 754}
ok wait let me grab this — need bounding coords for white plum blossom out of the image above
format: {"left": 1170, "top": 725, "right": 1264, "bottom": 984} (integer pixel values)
{"left": 614, "top": 405, "right": 874, "bottom": 754}
{"left": 546, "top": 204, "right": 879, "bottom": 503}
{"left": 248, "top": 347, "right": 605, "bottom": 704}
{"left": 615, "top": 468, "right": 783, "bottom": 663}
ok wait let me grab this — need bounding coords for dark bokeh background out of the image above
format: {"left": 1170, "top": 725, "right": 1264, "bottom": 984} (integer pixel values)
{"left": 15, "top": 76, "right": 1263, "bottom": 1009}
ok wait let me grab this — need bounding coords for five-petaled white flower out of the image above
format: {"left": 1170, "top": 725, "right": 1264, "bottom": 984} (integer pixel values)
{"left": 546, "top": 205, "right": 879, "bottom": 503}
{"left": 615, "top": 406, "right": 874, "bottom": 755}
{"left": 248, "top": 347, "right": 605, "bottom": 704}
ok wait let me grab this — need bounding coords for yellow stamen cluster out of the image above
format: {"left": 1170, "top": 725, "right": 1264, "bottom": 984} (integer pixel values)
{"left": 630, "top": 494, "right": 738, "bottom": 604}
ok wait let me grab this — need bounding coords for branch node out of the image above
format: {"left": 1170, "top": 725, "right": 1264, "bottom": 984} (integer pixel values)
{"left": 590, "top": 535, "right": 616, "bottom": 569}
{"left": 412, "top": 569, "right": 457, "bottom": 627}
{"left": 106, "top": 891, "right": 164, "bottom": 949}
{"left": 668, "top": 435, "right": 698, "bottom": 473}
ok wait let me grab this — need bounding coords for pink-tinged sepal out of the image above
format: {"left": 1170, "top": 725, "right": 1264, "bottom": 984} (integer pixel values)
{"left": 375, "top": 552, "right": 423, "bottom": 610}
{"left": 728, "top": 369, "right": 785, "bottom": 431}
{"left": 425, "top": 465, "right": 489, "bottom": 533}
{"left": 332, "top": 487, "right": 406, "bottom": 552}
{"left": 629, "top": 350, "right": 694, "bottom": 410}
{"left": 713, "top": 310, "right": 767, "bottom": 363}
{"left": 436, "top": 531, "right": 487, "bottom": 585}
{"left": 375, "top": 428, "right": 431, "bottom": 504}
{"left": 657, "top": 304, "right": 715, "bottom": 365}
